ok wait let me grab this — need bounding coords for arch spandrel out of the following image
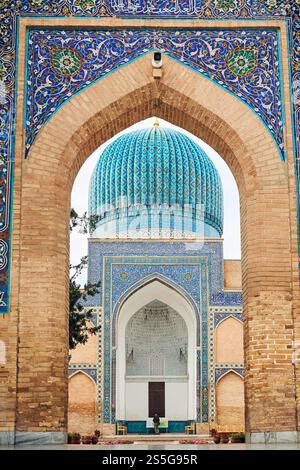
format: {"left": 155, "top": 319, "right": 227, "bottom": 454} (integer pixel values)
{"left": 26, "top": 55, "right": 285, "bottom": 190}
{"left": 25, "top": 30, "right": 284, "bottom": 161}
{"left": 22, "top": 55, "right": 291, "bottom": 297}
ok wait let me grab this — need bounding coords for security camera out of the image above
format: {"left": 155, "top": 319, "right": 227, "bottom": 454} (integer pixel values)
{"left": 152, "top": 51, "right": 162, "bottom": 69}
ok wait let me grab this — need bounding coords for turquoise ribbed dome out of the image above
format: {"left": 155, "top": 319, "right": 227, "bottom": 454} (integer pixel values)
{"left": 89, "top": 125, "right": 223, "bottom": 238}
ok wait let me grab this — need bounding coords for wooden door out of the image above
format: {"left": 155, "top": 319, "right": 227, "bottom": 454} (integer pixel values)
{"left": 148, "top": 382, "right": 165, "bottom": 417}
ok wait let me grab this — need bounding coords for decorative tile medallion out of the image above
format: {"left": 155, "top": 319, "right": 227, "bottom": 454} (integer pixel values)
{"left": 184, "top": 272, "right": 193, "bottom": 281}
{"left": 225, "top": 47, "right": 257, "bottom": 77}
{"left": 50, "top": 47, "right": 83, "bottom": 77}
{"left": 119, "top": 271, "right": 129, "bottom": 280}
{"left": 215, "top": 0, "right": 240, "bottom": 14}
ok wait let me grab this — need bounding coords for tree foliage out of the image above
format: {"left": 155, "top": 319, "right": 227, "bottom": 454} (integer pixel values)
{"left": 69, "top": 210, "right": 101, "bottom": 350}
{"left": 70, "top": 208, "right": 101, "bottom": 235}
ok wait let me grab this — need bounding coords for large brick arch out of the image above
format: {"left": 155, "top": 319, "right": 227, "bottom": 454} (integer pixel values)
{"left": 10, "top": 54, "right": 298, "bottom": 443}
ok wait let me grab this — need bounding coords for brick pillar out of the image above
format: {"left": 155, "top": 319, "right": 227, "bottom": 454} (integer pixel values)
{"left": 242, "top": 190, "right": 298, "bottom": 444}
{"left": 14, "top": 177, "right": 69, "bottom": 445}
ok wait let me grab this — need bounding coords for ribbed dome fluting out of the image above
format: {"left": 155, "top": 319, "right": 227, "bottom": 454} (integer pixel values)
{"left": 89, "top": 126, "right": 223, "bottom": 238}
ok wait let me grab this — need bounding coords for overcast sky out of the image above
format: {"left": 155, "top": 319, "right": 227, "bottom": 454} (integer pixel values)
{"left": 70, "top": 117, "right": 241, "bottom": 284}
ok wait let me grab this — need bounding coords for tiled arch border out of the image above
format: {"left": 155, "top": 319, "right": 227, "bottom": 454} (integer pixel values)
{"left": 111, "top": 272, "right": 201, "bottom": 424}
{"left": 208, "top": 306, "right": 244, "bottom": 423}
{"left": 0, "top": 14, "right": 298, "bottom": 444}
{"left": 112, "top": 271, "right": 201, "bottom": 347}
{"left": 101, "top": 256, "right": 209, "bottom": 424}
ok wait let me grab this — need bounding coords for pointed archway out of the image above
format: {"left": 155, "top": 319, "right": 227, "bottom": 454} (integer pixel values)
{"left": 10, "top": 54, "right": 298, "bottom": 443}
{"left": 115, "top": 279, "right": 197, "bottom": 426}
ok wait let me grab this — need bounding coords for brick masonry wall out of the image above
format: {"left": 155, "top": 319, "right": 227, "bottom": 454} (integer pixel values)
{"left": 69, "top": 327, "right": 98, "bottom": 365}
{"left": 68, "top": 372, "right": 97, "bottom": 435}
{"left": 1, "top": 18, "right": 298, "bottom": 437}
{"left": 216, "top": 372, "right": 245, "bottom": 429}
{"left": 224, "top": 260, "right": 242, "bottom": 290}
{"left": 216, "top": 318, "right": 244, "bottom": 364}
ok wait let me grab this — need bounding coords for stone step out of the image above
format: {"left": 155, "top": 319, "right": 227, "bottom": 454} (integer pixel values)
{"left": 104, "top": 433, "right": 212, "bottom": 442}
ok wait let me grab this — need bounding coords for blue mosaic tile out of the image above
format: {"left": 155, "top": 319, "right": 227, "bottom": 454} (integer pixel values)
{"left": 85, "top": 239, "right": 242, "bottom": 423}
{"left": 88, "top": 126, "right": 224, "bottom": 237}
{"left": 214, "top": 311, "right": 243, "bottom": 327}
{"left": 87, "top": 240, "right": 242, "bottom": 307}
{"left": 215, "top": 367, "right": 244, "bottom": 382}
{"left": 25, "top": 28, "right": 284, "bottom": 160}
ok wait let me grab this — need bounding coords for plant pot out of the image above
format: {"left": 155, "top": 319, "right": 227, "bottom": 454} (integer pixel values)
{"left": 82, "top": 436, "right": 92, "bottom": 444}
{"left": 231, "top": 437, "right": 245, "bottom": 443}
{"left": 213, "top": 436, "right": 221, "bottom": 444}
{"left": 68, "top": 434, "right": 81, "bottom": 444}
{"left": 92, "top": 436, "right": 99, "bottom": 444}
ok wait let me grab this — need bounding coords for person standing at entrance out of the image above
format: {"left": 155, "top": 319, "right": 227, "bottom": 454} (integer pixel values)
{"left": 153, "top": 413, "right": 160, "bottom": 434}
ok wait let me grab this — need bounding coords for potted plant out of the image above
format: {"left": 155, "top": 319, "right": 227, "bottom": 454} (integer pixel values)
{"left": 213, "top": 433, "right": 221, "bottom": 444}
{"left": 82, "top": 435, "right": 93, "bottom": 444}
{"left": 68, "top": 432, "right": 81, "bottom": 444}
{"left": 220, "top": 433, "right": 229, "bottom": 443}
{"left": 230, "top": 432, "right": 245, "bottom": 443}
{"left": 92, "top": 429, "right": 101, "bottom": 444}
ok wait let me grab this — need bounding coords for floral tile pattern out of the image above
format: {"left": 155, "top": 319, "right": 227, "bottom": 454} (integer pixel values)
{"left": 25, "top": 28, "right": 284, "bottom": 160}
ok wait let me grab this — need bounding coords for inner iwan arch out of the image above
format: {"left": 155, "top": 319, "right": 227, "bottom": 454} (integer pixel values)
{"left": 116, "top": 280, "right": 197, "bottom": 423}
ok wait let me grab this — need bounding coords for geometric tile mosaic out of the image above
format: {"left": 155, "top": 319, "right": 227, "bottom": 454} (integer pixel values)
{"left": 100, "top": 254, "right": 209, "bottom": 424}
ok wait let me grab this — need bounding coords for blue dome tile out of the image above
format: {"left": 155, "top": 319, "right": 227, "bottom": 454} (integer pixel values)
{"left": 89, "top": 126, "right": 224, "bottom": 237}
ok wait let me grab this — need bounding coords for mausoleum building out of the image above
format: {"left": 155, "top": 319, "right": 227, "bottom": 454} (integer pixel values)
{"left": 68, "top": 122, "right": 244, "bottom": 435}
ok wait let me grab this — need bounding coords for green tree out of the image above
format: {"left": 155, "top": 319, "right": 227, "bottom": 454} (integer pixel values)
{"left": 69, "top": 209, "right": 101, "bottom": 350}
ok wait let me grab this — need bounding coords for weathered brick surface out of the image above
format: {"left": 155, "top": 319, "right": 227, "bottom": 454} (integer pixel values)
{"left": 0, "top": 18, "right": 298, "bottom": 438}
{"left": 224, "top": 260, "right": 242, "bottom": 289}
{"left": 216, "top": 372, "right": 245, "bottom": 429}
{"left": 68, "top": 372, "right": 97, "bottom": 434}
{"left": 216, "top": 318, "right": 244, "bottom": 364}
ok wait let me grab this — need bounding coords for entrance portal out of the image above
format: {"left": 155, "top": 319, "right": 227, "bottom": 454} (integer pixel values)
{"left": 6, "top": 44, "right": 298, "bottom": 443}
{"left": 124, "top": 299, "right": 189, "bottom": 423}
{"left": 116, "top": 280, "right": 197, "bottom": 430}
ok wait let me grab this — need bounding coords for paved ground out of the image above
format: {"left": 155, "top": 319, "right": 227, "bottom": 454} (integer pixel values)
{"left": 1, "top": 443, "right": 300, "bottom": 450}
